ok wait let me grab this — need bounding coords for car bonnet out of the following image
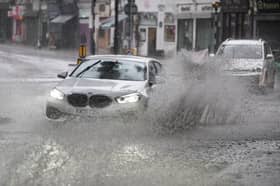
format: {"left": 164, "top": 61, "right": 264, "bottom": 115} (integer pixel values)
{"left": 55, "top": 77, "right": 146, "bottom": 97}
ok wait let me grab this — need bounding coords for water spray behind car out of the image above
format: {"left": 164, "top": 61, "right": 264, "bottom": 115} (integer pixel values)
{"left": 146, "top": 49, "right": 250, "bottom": 134}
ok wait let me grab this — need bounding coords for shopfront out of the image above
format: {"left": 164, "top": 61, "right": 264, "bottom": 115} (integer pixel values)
{"left": 254, "top": 0, "right": 280, "bottom": 50}
{"left": 177, "top": 2, "right": 213, "bottom": 51}
{"left": 137, "top": 12, "right": 158, "bottom": 56}
{"left": 9, "top": 5, "right": 25, "bottom": 42}
{"left": 220, "top": 0, "right": 250, "bottom": 43}
{"left": 0, "top": 1, "right": 11, "bottom": 42}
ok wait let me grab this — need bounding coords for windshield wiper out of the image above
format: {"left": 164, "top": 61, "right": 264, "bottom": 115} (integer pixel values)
{"left": 76, "top": 60, "right": 102, "bottom": 77}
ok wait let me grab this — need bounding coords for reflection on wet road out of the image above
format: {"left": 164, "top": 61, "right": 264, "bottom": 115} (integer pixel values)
{"left": 0, "top": 45, "right": 280, "bottom": 186}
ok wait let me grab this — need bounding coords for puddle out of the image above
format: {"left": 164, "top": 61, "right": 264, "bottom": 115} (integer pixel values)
{"left": 0, "top": 117, "right": 12, "bottom": 125}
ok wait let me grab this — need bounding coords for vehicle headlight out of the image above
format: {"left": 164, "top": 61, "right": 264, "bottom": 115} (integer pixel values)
{"left": 50, "top": 88, "right": 64, "bottom": 100}
{"left": 252, "top": 68, "right": 262, "bottom": 72}
{"left": 116, "top": 93, "right": 141, "bottom": 104}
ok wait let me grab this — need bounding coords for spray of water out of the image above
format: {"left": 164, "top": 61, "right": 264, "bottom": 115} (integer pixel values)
{"left": 146, "top": 50, "right": 249, "bottom": 134}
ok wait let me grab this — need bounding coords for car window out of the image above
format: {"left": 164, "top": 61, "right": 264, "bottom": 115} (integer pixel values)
{"left": 72, "top": 60, "right": 147, "bottom": 81}
{"left": 70, "top": 59, "right": 99, "bottom": 77}
{"left": 217, "top": 44, "right": 263, "bottom": 59}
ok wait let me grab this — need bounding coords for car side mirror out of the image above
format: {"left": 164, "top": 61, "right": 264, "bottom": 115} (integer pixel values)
{"left": 57, "top": 72, "right": 68, "bottom": 79}
{"left": 148, "top": 79, "right": 155, "bottom": 87}
{"left": 266, "top": 54, "right": 273, "bottom": 59}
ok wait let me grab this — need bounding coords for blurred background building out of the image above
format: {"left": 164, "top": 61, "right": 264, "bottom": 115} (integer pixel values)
{"left": 0, "top": 0, "right": 280, "bottom": 56}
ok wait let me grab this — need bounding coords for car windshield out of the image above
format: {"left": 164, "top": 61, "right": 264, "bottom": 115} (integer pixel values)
{"left": 217, "top": 44, "right": 263, "bottom": 59}
{"left": 71, "top": 59, "right": 147, "bottom": 81}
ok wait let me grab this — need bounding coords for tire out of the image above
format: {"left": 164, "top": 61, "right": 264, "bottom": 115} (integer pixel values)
{"left": 46, "top": 106, "right": 63, "bottom": 120}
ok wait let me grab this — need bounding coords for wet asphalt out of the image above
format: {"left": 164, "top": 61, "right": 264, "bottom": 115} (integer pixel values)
{"left": 0, "top": 44, "right": 280, "bottom": 186}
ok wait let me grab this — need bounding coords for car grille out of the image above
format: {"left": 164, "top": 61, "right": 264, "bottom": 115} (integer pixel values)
{"left": 68, "top": 94, "right": 88, "bottom": 107}
{"left": 89, "top": 95, "right": 112, "bottom": 108}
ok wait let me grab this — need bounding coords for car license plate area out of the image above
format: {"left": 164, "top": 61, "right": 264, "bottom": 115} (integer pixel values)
{"left": 75, "top": 108, "right": 99, "bottom": 116}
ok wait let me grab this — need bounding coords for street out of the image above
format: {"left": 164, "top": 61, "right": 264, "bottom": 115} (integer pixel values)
{"left": 0, "top": 44, "right": 280, "bottom": 186}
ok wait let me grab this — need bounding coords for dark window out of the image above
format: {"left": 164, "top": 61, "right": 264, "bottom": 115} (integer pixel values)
{"left": 164, "top": 25, "right": 175, "bottom": 42}
{"left": 99, "top": 4, "right": 106, "bottom": 12}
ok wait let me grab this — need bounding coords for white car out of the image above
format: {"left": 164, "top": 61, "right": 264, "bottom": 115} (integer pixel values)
{"left": 46, "top": 55, "right": 162, "bottom": 120}
{"left": 215, "top": 39, "right": 276, "bottom": 88}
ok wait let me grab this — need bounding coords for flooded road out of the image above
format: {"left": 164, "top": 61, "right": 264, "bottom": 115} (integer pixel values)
{"left": 0, "top": 44, "right": 280, "bottom": 186}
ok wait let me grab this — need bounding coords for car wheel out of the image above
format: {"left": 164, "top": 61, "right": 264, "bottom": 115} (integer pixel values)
{"left": 268, "top": 70, "right": 276, "bottom": 89}
{"left": 46, "top": 106, "right": 63, "bottom": 120}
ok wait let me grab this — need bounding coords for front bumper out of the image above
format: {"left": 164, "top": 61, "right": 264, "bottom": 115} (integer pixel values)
{"left": 46, "top": 96, "right": 147, "bottom": 120}
{"left": 224, "top": 71, "right": 261, "bottom": 77}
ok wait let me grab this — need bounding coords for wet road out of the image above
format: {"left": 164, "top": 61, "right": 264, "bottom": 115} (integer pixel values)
{"left": 0, "top": 44, "right": 280, "bottom": 186}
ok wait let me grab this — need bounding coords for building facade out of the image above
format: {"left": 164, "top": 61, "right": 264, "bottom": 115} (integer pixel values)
{"left": 135, "top": 0, "right": 214, "bottom": 57}
{"left": 217, "top": 0, "right": 251, "bottom": 47}
{"left": 48, "top": 0, "right": 79, "bottom": 49}
{"left": 253, "top": 0, "right": 280, "bottom": 50}
{"left": 176, "top": 0, "right": 213, "bottom": 52}
{"left": 0, "top": 0, "right": 12, "bottom": 42}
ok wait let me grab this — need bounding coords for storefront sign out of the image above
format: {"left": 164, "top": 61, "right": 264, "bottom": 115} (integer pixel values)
{"left": 197, "top": 4, "right": 213, "bottom": 12}
{"left": 177, "top": 4, "right": 194, "bottom": 13}
{"left": 221, "top": 0, "right": 249, "bottom": 13}
{"left": 257, "top": 0, "right": 280, "bottom": 13}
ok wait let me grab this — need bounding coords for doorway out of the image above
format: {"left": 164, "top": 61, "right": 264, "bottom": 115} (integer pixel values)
{"left": 148, "top": 28, "right": 156, "bottom": 56}
{"left": 177, "top": 19, "right": 193, "bottom": 51}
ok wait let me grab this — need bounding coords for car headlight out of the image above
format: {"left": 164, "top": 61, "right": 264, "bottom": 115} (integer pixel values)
{"left": 252, "top": 68, "right": 262, "bottom": 72}
{"left": 116, "top": 93, "right": 141, "bottom": 104}
{"left": 50, "top": 88, "right": 64, "bottom": 100}
{"left": 256, "top": 67, "right": 262, "bottom": 72}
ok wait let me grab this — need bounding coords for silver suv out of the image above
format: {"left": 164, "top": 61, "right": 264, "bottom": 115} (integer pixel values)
{"left": 216, "top": 39, "right": 276, "bottom": 88}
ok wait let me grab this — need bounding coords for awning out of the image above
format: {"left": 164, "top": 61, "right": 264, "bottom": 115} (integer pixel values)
{"left": 100, "top": 14, "right": 127, "bottom": 30}
{"left": 51, "top": 15, "right": 75, "bottom": 24}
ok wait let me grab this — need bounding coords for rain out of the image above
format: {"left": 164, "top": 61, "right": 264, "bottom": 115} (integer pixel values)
{"left": 0, "top": 0, "right": 280, "bottom": 186}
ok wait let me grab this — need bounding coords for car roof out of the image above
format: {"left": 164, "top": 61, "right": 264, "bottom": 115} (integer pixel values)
{"left": 85, "top": 55, "right": 159, "bottom": 64}
{"left": 222, "top": 39, "right": 264, "bottom": 46}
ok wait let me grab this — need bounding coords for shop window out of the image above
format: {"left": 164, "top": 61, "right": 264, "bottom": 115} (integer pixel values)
{"left": 196, "top": 19, "right": 212, "bottom": 50}
{"left": 177, "top": 19, "right": 193, "bottom": 51}
{"left": 99, "top": 4, "right": 106, "bottom": 12}
{"left": 164, "top": 25, "right": 175, "bottom": 42}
